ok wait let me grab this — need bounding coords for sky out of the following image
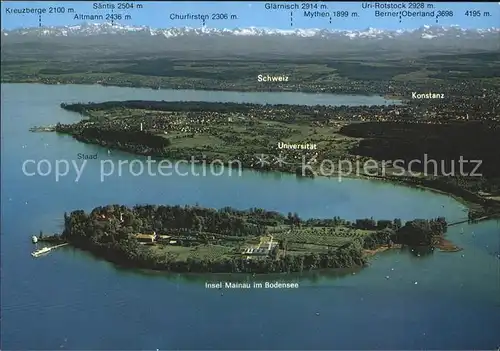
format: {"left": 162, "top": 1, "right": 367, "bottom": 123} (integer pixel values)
{"left": 1, "top": 1, "right": 499, "bottom": 30}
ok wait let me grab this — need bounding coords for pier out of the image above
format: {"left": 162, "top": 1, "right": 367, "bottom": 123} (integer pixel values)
{"left": 31, "top": 243, "right": 68, "bottom": 257}
{"left": 29, "top": 125, "right": 56, "bottom": 132}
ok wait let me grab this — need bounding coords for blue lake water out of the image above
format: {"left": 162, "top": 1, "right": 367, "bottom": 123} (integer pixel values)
{"left": 1, "top": 83, "right": 499, "bottom": 350}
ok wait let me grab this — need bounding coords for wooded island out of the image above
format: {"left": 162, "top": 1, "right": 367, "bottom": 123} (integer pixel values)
{"left": 42, "top": 204, "right": 449, "bottom": 273}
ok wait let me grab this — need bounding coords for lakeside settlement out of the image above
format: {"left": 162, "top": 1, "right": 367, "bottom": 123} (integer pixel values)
{"left": 30, "top": 97, "right": 500, "bottom": 272}
{"left": 50, "top": 100, "right": 500, "bottom": 214}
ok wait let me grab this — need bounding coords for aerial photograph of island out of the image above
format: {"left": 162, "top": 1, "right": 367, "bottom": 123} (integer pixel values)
{"left": 1, "top": 1, "right": 499, "bottom": 350}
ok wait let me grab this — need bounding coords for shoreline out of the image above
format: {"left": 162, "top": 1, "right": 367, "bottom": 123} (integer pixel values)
{"left": 35, "top": 229, "right": 469, "bottom": 275}
{"left": 52, "top": 129, "right": 497, "bottom": 213}
{"left": 364, "top": 244, "right": 402, "bottom": 256}
{"left": 39, "top": 205, "right": 453, "bottom": 275}
{"left": 55, "top": 129, "right": 496, "bottom": 212}
{"left": 435, "top": 238, "right": 463, "bottom": 253}
{"left": 1, "top": 80, "right": 403, "bottom": 100}
{"left": 321, "top": 172, "right": 479, "bottom": 210}
{"left": 52, "top": 99, "right": 499, "bottom": 212}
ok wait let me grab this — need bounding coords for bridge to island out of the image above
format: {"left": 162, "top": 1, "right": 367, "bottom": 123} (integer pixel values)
{"left": 448, "top": 214, "right": 498, "bottom": 227}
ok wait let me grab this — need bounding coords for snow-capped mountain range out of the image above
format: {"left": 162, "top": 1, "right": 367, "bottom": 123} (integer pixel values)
{"left": 2, "top": 23, "right": 499, "bottom": 40}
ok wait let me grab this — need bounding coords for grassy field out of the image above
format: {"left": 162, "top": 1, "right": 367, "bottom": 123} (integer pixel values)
{"left": 146, "top": 225, "right": 374, "bottom": 263}
{"left": 151, "top": 244, "right": 236, "bottom": 261}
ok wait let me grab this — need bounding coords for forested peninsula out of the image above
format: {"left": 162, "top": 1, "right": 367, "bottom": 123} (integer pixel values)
{"left": 42, "top": 204, "right": 451, "bottom": 273}
{"left": 51, "top": 100, "right": 500, "bottom": 214}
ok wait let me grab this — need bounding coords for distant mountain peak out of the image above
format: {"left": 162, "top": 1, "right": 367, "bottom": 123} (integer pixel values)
{"left": 2, "top": 24, "right": 499, "bottom": 40}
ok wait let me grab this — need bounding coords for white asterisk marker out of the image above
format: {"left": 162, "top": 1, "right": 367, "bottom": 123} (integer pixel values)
{"left": 273, "top": 153, "right": 289, "bottom": 167}
{"left": 254, "top": 154, "right": 270, "bottom": 167}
